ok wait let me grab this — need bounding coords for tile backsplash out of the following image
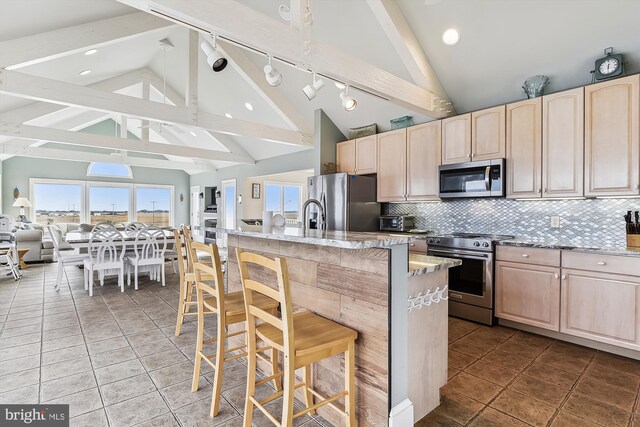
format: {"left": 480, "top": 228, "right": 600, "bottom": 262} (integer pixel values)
{"left": 386, "top": 198, "right": 640, "bottom": 248}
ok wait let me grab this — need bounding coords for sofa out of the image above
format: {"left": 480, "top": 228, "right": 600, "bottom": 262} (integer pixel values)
{"left": 16, "top": 222, "right": 80, "bottom": 263}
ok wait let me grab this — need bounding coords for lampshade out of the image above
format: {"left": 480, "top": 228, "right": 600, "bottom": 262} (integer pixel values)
{"left": 12, "top": 197, "right": 31, "bottom": 208}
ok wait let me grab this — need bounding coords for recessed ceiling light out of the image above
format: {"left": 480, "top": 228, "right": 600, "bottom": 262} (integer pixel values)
{"left": 79, "top": 69, "right": 92, "bottom": 76}
{"left": 244, "top": 102, "right": 254, "bottom": 111}
{"left": 225, "top": 113, "right": 233, "bottom": 119}
{"left": 84, "top": 49, "right": 98, "bottom": 56}
{"left": 189, "top": 131, "right": 197, "bottom": 137}
{"left": 442, "top": 29, "right": 460, "bottom": 45}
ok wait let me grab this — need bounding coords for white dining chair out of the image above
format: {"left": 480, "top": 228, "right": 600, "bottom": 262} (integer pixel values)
{"left": 124, "top": 222, "right": 146, "bottom": 232}
{"left": 92, "top": 222, "right": 117, "bottom": 231}
{"left": 84, "top": 228, "right": 125, "bottom": 296}
{"left": 48, "top": 226, "right": 89, "bottom": 291}
{"left": 125, "top": 226, "right": 167, "bottom": 290}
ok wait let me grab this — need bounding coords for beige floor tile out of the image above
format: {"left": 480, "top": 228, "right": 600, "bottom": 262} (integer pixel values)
{"left": 522, "top": 362, "right": 580, "bottom": 390}
{"left": 573, "top": 376, "right": 636, "bottom": 412}
{"left": 99, "top": 373, "right": 157, "bottom": 406}
{"left": 550, "top": 411, "right": 602, "bottom": 427}
{"left": 583, "top": 363, "right": 640, "bottom": 392}
{"left": 592, "top": 351, "right": 640, "bottom": 378}
{"left": 468, "top": 407, "right": 530, "bottom": 427}
{"left": 416, "top": 411, "right": 463, "bottom": 426}
{"left": 432, "top": 389, "right": 485, "bottom": 424}
{"left": 508, "top": 374, "right": 568, "bottom": 407}
{"left": 443, "top": 372, "right": 502, "bottom": 404}
{"left": 481, "top": 348, "right": 531, "bottom": 372}
{"left": 464, "top": 360, "right": 519, "bottom": 387}
{"left": 105, "top": 391, "right": 170, "bottom": 427}
{"left": 449, "top": 350, "right": 478, "bottom": 370}
{"left": 536, "top": 348, "right": 589, "bottom": 374}
{"left": 563, "top": 393, "right": 632, "bottom": 427}
{"left": 490, "top": 389, "right": 556, "bottom": 427}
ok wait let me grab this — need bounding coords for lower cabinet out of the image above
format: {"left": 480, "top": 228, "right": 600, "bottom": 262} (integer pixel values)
{"left": 495, "top": 261, "right": 560, "bottom": 331}
{"left": 561, "top": 269, "right": 640, "bottom": 351}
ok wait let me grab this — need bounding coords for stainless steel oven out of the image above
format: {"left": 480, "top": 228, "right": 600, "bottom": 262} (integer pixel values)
{"left": 426, "top": 233, "right": 513, "bottom": 325}
{"left": 439, "top": 159, "right": 505, "bottom": 198}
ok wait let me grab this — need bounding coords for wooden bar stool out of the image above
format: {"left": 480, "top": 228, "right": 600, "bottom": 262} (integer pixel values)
{"left": 236, "top": 248, "right": 358, "bottom": 427}
{"left": 191, "top": 241, "right": 281, "bottom": 417}
{"left": 174, "top": 226, "right": 196, "bottom": 335}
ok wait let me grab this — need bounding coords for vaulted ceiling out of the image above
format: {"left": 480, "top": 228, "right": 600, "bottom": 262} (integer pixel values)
{"left": 1, "top": 0, "right": 639, "bottom": 174}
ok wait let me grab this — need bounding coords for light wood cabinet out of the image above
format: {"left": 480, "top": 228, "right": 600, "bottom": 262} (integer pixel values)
{"left": 472, "top": 105, "right": 506, "bottom": 161}
{"left": 496, "top": 246, "right": 560, "bottom": 267}
{"left": 336, "top": 135, "right": 377, "bottom": 175}
{"left": 495, "top": 261, "right": 561, "bottom": 331}
{"left": 506, "top": 98, "right": 542, "bottom": 199}
{"left": 585, "top": 75, "right": 640, "bottom": 197}
{"left": 542, "top": 87, "right": 584, "bottom": 198}
{"left": 377, "top": 128, "right": 407, "bottom": 202}
{"left": 561, "top": 269, "right": 640, "bottom": 350}
{"left": 441, "top": 113, "right": 471, "bottom": 165}
{"left": 406, "top": 121, "right": 441, "bottom": 201}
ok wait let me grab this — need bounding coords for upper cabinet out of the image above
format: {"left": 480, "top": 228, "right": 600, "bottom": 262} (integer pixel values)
{"left": 506, "top": 98, "right": 542, "bottom": 199}
{"left": 542, "top": 87, "right": 584, "bottom": 198}
{"left": 377, "top": 128, "right": 407, "bottom": 202}
{"left": 407, "top": 122, "right": 441, "bottom": 201}
{"left": 441, "top": 113, "right": 471, "bottom": 164}
{"left": 336, "top": 135, "right": 377, "bottom": 175}
{"left": 585, "top": 75, "right": 640, "bottom": 197}
{"left": 472, "top": 105, "right": 506, "bottom": 161}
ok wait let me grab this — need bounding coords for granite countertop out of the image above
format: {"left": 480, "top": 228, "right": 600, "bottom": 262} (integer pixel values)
{"left": 408, "top": 253, "right": 462, "bottom": 277}
{"left": 207, "top": 226, "right": 415, "bottom": 249}
{"left": 498, "top": 239, "right": 640, "bottom": 257}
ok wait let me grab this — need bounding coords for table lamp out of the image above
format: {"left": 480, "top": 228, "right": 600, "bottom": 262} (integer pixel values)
{"left": 12, "top": 197, "right": 32, "bottom": 223}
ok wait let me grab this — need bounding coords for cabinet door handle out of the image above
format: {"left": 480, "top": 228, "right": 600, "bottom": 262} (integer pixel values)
{"left": 472, "top": 153, "right": 476, "bottom": 158}
{"left": 554, "top": 273, "right": 559, "bottom": 279}
{"left": 544, "top": 188, "right": 548, "bottom": 193}
{"left": 521, "top": 254, "right": 529, "bottom": 258}
{"left": 561, "top": 274, "right": 566, "bottom": 280}
{"left": 538, "top": 188, "right": 542, "bottom": 194}
{"left": 597, "top": 261, "right": 607, "bottom": 266}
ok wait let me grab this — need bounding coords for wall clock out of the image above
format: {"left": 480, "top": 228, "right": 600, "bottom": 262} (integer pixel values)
{"left": 593, "top": 47, "right": 624, "bottom": 81}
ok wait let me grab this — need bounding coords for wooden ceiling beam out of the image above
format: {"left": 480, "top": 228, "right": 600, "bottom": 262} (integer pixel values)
{"left": 0, "top": 69, "right": 311, "bottom": 146}
{"left": 0, "top": 12, "right": 175, "bottom": 69}
{"left": 116, "top": 0, "right": 447, "bottom": 118}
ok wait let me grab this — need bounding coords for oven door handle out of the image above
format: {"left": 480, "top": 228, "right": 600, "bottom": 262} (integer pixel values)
{"left": 428, "top": 248, "right": 491, "bottom": 260}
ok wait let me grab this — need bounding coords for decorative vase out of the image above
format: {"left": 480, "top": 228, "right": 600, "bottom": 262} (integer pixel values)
{"left": 522, "top": 75, "right": 549, "bottom": 99}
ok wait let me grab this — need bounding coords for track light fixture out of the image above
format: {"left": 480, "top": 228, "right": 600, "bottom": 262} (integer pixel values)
{"left": 263, "top": 56, "right": 282, "bottom": 87}
{"left": 340, "top": 84, "right": 357, "bottom": 111}
{"left": 302, "top": 73, "right": 325, "bottom": 100}
{"left": 200, "top": 35, "right": 227, "bottom": 72}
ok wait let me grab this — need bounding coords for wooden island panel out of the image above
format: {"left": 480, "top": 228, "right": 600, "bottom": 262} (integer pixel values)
{"left": 226, "top": 234, "right": 390, "bottom": 427}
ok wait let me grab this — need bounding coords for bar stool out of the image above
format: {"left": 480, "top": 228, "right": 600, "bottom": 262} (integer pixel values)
{"left": 174, "top": 226, "right": 196, "bottom": 335}
{"left": 191, "top": 241, "right": 281, "bottom": 417}
{"left": 236, "top": 248, "right": 358, "bottom": 427}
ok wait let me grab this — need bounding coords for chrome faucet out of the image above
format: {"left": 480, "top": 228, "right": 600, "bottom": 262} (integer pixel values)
{"left": 302, "top": 199, "right": 325, "bottom": 231}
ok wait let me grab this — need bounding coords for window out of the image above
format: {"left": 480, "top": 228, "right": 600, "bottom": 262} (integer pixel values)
{"left": 264, "top": 182, "right": 303, "bottom": 221}
{"left": 135, "top": 186, "right": 172, "bottom": 227}
{"left": 222, "top": 180, "right": 236, "bottom": 229}
{"left": 87, "top": 162, "right": 132, "bottom": 178}
{"left": 88, "top": 185, "right": 130, "bottom": 224}
{"left": 32, "top": 181, "right": 83, "bottom": 225}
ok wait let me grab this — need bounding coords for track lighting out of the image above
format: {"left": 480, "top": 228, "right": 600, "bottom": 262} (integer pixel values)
{"left": 200, "top": 35, "right": 227, "bottom": 72}
{"left": 263, "top": 56, "right": 282, "bottom": 87}
{"left": 302, "top": 73, "right": 325, "bottom": 100}
{"left": 340, "top": 84, "right": 357, "bottom": 111}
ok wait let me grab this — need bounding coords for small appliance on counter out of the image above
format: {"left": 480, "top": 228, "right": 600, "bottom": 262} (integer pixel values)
{"left": 379, "top": 215, "right": 415, "bottom": 232}
{"left": 439, "top": 158, "right": 505, "bottom": 198}
{"left": 306, "top": 173, "right": 379, "bottom": 231}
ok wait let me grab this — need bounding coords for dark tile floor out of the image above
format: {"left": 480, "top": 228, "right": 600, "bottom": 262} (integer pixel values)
{"left": 0, "top": 263, "right": 327, "bottom": 427}
{"left": 417, "top": 317, "right": 640, "bottom": 427}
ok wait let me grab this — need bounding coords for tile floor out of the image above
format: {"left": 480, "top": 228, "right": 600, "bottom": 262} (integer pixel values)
{"left": 417, "top": 317, "right": 640, "bottom": 427}
{"left": 0, "top": 263, "right": 327, "bottom": 427}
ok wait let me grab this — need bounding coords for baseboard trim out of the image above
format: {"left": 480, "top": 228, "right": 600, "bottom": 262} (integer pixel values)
{"left": 389, "top": 399, "right": 414, "bottom": 427}
{"left": 499, "top": 319, "right": 640, "bottom": 361}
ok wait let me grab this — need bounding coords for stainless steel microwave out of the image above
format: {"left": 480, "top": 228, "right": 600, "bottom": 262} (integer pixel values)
{"left": 439, "top": 159, "right": 505, "bottom": 198}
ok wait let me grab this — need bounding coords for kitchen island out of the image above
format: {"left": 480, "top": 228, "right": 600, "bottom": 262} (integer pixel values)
{"left": 210, "top": 226, "right": 460, "bottom": 426}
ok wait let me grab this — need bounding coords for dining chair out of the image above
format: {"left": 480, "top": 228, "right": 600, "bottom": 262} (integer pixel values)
{"left": 124, "top": 222, "right": 146, "bottom": 232}
{"left": 84, "top": 228, "right": 125, "bottom": 296}
{"left": 237, "top": 248, "right": 358, "bottom": 426}
{"left": 191, "top": 242, "right": 280, "bottom": 418}
{"left": 48, "top": 226, "right": 89, "bottom": 291}
{"left": 125, "top": 226, "right": 167, "bottom": 290}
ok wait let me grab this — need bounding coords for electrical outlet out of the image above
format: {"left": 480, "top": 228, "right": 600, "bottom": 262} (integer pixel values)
{"left": 550, "top": 216, "right": 561, "bottom": 228}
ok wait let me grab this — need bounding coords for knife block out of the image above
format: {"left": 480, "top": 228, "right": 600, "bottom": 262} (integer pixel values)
{"left": 627, "top": 234, "right": 640, "bottom": 248}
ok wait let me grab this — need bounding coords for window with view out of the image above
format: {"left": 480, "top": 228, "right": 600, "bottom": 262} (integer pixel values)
{"left": 33, "top": 182, "right": 82, "bottom": 225}
{"left": 89, "top": 186, "right": 130, "bottom": 225}
{"left": 135, "top": 187, "right": 172, "bottom": 227}
{"left": 264, "top": 183, "right": 302, "bottom": 221}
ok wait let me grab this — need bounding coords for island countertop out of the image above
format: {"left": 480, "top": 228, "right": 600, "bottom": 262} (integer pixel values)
{"left": 207, "top": 225, "right": 415, "bottom": 249}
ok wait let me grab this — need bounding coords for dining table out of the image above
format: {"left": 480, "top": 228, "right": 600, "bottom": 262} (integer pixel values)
{"left": 65, "top": 229, "right": 176, "bottom": 249}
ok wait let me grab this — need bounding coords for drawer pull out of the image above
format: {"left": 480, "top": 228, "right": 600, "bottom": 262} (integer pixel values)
{"left": 597, "top": 261, "right": 607, "bottom": 266}
{"left": 521, "top": 254, "right": 530, "bottom": 258}
{"left": 554, "top": 273, "right": 559, "bottom": 279}
{"left": 561, "top": 274, "right": 566, "bottom": 280}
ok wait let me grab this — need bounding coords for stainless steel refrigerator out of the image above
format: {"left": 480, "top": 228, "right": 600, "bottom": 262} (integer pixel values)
{"left": 306, "top": 173, "right": 380, "bottom": 231}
